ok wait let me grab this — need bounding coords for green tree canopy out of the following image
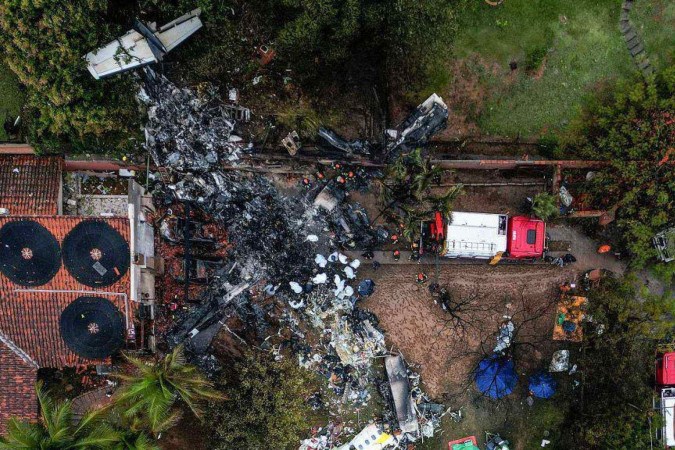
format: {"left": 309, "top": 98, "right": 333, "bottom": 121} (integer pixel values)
{"left": 570, "top": 67, "right": 675, "bottom": 267}
{"left": 563, "top": 276, "right": 675, "bottom": 448}
{"left": 113, "top": 346, "right": 225, "bottom": 436}
{"left": 270, "top": 0, "right": 457, "bottom": 83}
{"left": 381, "top": 148, "right": 463, "bottom": 242}
{"left": 531, "top": 192, "right": 558, "bottom": 222}
{"left": 208, "top": 350, "right": 314, "bottom": 450}
{"left": 0, "top": 382, "right": 157, "bottom": 450}
{"left": 0, "top": 0, "right": 141, "bottom": 154}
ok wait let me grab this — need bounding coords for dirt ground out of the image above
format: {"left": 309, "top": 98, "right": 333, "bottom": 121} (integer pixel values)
{"left": 360, "top": 264, "right": 575, "bottom": 400}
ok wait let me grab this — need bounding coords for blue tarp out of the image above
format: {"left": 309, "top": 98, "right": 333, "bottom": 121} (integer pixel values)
{"left": 528, "top": 372, "right": 557, "bottom": 399}
{"left": 358, "top": 279, "right": 375, "bottom": 296}
{"left": 475, "top": 356, "right": 517, "bottom": 399}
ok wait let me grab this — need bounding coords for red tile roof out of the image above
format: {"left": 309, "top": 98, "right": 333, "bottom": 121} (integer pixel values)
{"left": 0, "top": 156, "right": 62, "bottom": 216}
{"left": 0, "top": 337, "right": 39, "bottom": 435}
{"left": 0, "top": 216, "right": 133, "bottom": 434}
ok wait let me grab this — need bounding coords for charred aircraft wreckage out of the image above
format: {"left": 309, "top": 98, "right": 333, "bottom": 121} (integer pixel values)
{"left": 136, "top": 55, "right": 449, "bottom": 445}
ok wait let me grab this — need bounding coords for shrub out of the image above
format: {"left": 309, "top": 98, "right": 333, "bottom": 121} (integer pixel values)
{"left": 0, "top": 0, "right": 141, "bottom": 154}
{"left": 531, "top": 192, "right": 558, "bottom": 221}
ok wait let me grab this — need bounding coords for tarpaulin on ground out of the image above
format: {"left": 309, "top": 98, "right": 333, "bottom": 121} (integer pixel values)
{"left": 475, "top": 355, "right": 517, "bottom": 399}
{"left": 528, "top": 371, "right": 557, "bottom": 399}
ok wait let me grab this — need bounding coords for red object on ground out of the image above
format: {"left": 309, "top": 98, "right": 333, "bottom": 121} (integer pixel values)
{"left": 430, "top": 211, "right": 445, "bottom": 241}
{"left": 597, "top": 244, "right": 611, "bottom": 254}
{"left": 657, "top": 352, "right": 675, "bottom": 386}
{"left": 507, "top": 216, "right": 546, "bottom": 258}
{"left": 448, "top": 436, "right": 478, "bottom": 449}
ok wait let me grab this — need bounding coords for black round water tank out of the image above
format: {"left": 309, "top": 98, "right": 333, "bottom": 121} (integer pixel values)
{"left": 62, "top": 220, "right": 130, "bottom": 287}
{"left": 0, "top": 220, "right": 61, "bottom": 286}
{"left": 59, "top": 296, "right": 125, "bottom": 359}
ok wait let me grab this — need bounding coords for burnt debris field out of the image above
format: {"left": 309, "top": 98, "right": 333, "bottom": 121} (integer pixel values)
{"left": 0, "top": 2, "right": 672, "bottom": 450}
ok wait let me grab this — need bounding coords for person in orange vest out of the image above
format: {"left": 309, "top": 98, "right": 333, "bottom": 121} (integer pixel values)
{"left": 302, "top": 177, "right": 311, "bottom": 188}
{"left": 416, "top": 272, "right": 428, "bottom": 284}
{"left": 597, "top": 244, "right": 611, "bottom": 254}
{"left": 393, "top": 249, "right": 401, "bottom": 261}
{"left": 391, "top": 234, "right": 399, "bottom": 245}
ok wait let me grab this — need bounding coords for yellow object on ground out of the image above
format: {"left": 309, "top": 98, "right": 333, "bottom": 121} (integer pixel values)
{"left": 552, "top": 295, "right": 588, "bottom": 342}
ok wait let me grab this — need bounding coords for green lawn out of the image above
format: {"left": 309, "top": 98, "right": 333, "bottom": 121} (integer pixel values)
{"left": 631, "top": 0, "right": 675, "bottom": 71}
{"left": 426, "top": 0, "right": 652, "bottom": 137}
{"left": 0, "top": 61, "right": 23, "bottom": 141}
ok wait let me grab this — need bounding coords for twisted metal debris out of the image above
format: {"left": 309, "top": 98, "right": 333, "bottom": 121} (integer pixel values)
{"left": 140, "top": 70, "right": 445, "bottom": 447}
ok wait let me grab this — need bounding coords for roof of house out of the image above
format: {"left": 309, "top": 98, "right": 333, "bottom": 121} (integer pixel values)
{"left": 0, "top": 156, "right": 62, "bottom": 216}
{"left": 0, "top": 334, "right": 39, "bottom": 435}
{"left": 0, "top": 215, "right": 132, "bottom": 434}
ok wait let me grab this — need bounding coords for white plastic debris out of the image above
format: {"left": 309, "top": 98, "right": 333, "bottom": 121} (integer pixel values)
{"left": 328, "top": 252, "right": 339, "bottom": 263}
{"left": 349, "top": 259, "right": 361, "bottom": 269}
{"left": 312, "top": 273, "right": 328, "bottom": 284}
{"left": 289, "top": 281, "right": 303, "bottom": 294}
{"left": 263, "top": 284, "right": 278, "bottom": 296}
{"left": 338, "top": 253, "right": 348, "bottom": 264}
{"left": 288, "top": 298, "right": 305, "bottom": 309}
{"left": 549, "top": 350, "right": 570, "bottom": 372}
{"left": 333, "top": 275, "right": 345, "bottom": 296}
{"left": 493, "top": 321, "right": 514, "bottom": 353}
{"left": 315, "top": 254, "right": 328, "bottom": 268}
{"left": 343, "top": 286, "right": 354, "bottom": 297}
{"left": 306, "top": 234, "right": 319, "bottom": 242}
{"left": 343, "top": 266, "right": 356, "bottom": 279}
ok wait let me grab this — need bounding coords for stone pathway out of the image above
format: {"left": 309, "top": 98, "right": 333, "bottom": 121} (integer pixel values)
{"left": 620, "top": 0, "right": 654, "bottom": 76}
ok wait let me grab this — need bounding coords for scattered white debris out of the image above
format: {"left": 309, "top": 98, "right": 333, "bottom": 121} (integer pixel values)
{"left": 289, "top": 298, "right": 305, "bottom": 309}
{"left": 493, "top": 321, "right": 514, "bottom": 353}
{"left": 312, "top": 273, "right": 328, "bottom": 284}
{"left": 328, "top": 252, "right": 339, "bottom": 263}
{"left": 263, "top": 284, "right": 277, "bottom": 296}
{"left": 549, "top": 350, "right": 570, "bottom": 372}
{"left": 315, "top": 254, "right": 328, "bottom": 268}
{"left": 289, "top": 282, "right": 303, "bottom": 294}
{"left": 306, "top": 234, "right": 319, "bottom": 242}
{"left": 338, "top": 253, "right": 348, "bottom": 264}
{"left": 349, "top": 259, "right": 361, "bottom": 269}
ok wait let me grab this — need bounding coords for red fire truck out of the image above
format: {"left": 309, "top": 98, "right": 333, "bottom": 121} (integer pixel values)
{"left": 422, "top": 211, "right": 546, "bottom": 260}
{"left": 656, "top": 352, "right": 675, "bottom": 447}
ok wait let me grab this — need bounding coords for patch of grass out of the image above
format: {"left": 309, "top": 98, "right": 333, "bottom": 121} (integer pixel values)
{"left": 0, "top": 61, "right": 23, "bottom": 141}
{"left": 433, "top": 0, "right": 649, "bottom": 137}
{"left": 456, "top": 0, "right": 634, "bottom": 136}
{"left": 631, "top": 0, "right": 675, "bottom": 70}
{"left": 418, "top": 377, "right": 572, "bottom": 450}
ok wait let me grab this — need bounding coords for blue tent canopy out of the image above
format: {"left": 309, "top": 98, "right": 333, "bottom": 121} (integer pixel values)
{"left": 528, "top": 372, "right": 557, "bottom": 399}
{"left": 475, "top": 355, "right": 517, "bottom": 399}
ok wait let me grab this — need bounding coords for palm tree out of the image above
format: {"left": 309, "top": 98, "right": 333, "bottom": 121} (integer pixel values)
{"left": 0, "top": 382, "right": 123, "bottom": 449}
{"left": 380, "top": 147, "right": 463, "bottom": 243}
{"left": 113, "top": 345, "right": 225, "bottom": 436}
